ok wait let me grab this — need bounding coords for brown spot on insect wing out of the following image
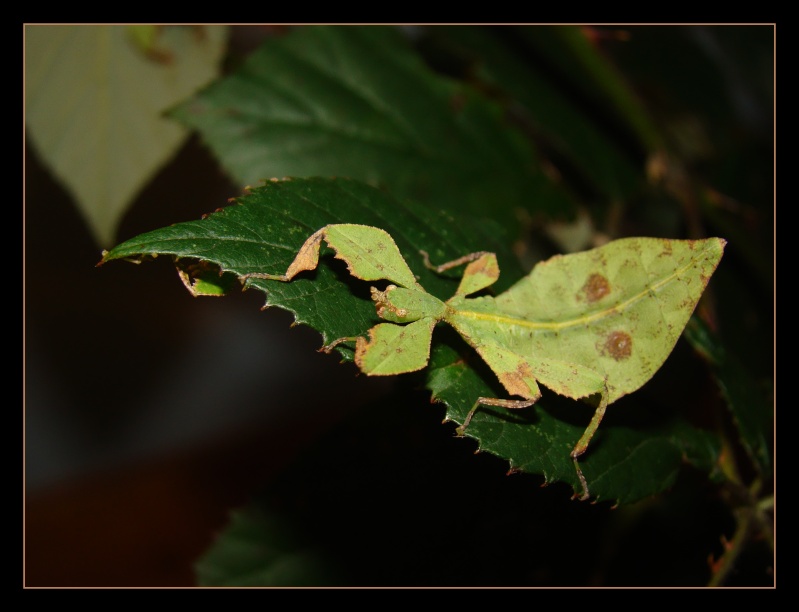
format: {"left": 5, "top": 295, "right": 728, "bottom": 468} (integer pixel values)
{"left": 578, "top": 273, "right": 611, "bottom": 303}
{"left": 497, "top": 361, "right": 536, "bottom": 399}
{"left": 698, "top": 271, "right": 715, "bottom": 288}
{"left": 659, "top": 240, "right": 674, "bottom": 258}
{"left": 354, "top": 337, "right": 370, "bottom": 370}
{"left": 468, "top": 254, "right": 496, "bottom": 275}
{"left": 600, "top": 330, "right": 633, "bottom": 361}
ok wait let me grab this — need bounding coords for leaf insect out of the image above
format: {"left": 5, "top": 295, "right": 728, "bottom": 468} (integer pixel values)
{"left": 243, "top": 224, "right": 726, "bottom": 500}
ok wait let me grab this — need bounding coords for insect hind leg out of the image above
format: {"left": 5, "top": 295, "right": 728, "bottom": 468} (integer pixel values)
{"left": 569, "top": 381, "right": 609, "bottom": 501}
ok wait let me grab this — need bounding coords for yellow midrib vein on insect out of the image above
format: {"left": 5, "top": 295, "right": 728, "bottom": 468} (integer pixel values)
{"left": 450, "top": 257, "right": 699, "bottom": 332}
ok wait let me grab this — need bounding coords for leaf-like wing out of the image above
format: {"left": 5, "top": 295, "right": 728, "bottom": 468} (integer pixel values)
{"left": 448, "top": 237, "right": 726, "bottom": 404}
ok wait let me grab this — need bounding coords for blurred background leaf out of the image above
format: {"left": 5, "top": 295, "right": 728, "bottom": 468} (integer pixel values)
{"left": 418, "top": 26, "right": 653, "bottom": 208}
{"left": 169, "top": 26, "right": 576, "bottom": 241}
{"left": 25, "top": 24, "right": 229, "bottom": 247}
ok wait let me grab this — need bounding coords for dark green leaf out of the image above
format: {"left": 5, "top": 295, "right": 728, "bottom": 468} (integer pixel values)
{"left": 194, "top": 505, "right": 341, "bottom": 586}
{"left": 427, "top": 338, "right": 719, "bottom": 505}
{"left": 511, "top": 26, "right": 662, "bottom": 152}
{"left": 102, "top": 177, "right": 722, "bottom": 505}
{"left": 194, "top": 388, "right": 730, "bottom": 586}
{"left": 426, "top": 26, "right": 645, "bottom": 202}
{"left": 684, "top": 316, "right": 772, "bottom": 476}
{"left": 103, "top": 177, "right": 523, "bottom": 349}
{"left": 170, "top": 25, "right": 574, "bottom": 238}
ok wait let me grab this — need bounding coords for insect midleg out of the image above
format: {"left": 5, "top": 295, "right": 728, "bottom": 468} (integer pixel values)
{"left": 452, "top": 340, "right": 542, "bottom": 435}
{"left": 318, "top": 336, "right": 361, "bottom": 354}
{"left": 457, "top": 397, "right": 538, "bottom": 435}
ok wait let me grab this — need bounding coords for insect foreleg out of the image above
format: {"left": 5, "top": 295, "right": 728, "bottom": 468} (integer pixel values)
{"left": 422, "top": 249, "right": 500, "bottom": 297}
{"left": 420, "top": 249, "right": 492, "bottom": 273}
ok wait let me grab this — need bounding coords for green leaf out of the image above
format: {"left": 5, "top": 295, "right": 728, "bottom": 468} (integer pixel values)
{"left": 513, "top": 26, "right": 662, "bottom": 152}
{"left": 101, "top": 177, "right": 723, "bottom": 505}
{"left": 683, "top": 316, "right": 772, "bottom": 476}
{"left": 426, "top": 26, "right": 645, "bottom": 202}
{"left": 174, "top": 259, "right": 240, "bottom": 297}
{"left": 667, "top": 415, "right": 724, "bottom": 481}
{"left": 193, "top": 387, "right": 727, "bottom": 586}
{"left": 170, "top": 25, "right": 573, "bottom": 237}
{"left": 25, "top": 25, "right": 229, "bottom": 247}
{"left": 426, "top": 339, "right": 719, "bottom": 505}
{"left": 195, "top": 504, "right": 341, "bottom": 586}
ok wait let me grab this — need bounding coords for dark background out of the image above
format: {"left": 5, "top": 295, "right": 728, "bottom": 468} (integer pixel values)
{"left": 24, "top": 25, "right": 774, "bottom": 587}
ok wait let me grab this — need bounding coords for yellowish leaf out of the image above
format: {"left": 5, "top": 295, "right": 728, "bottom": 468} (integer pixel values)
{"left": 25, "top": 24, "right": 229, "bottom": 247}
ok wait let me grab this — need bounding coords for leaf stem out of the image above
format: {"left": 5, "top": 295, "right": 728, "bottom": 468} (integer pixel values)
{"left": 707, "top": 479, "right": 773, "bottom": 586}
{"left": 706, "top": 506, "right": 752, "bottom": 587}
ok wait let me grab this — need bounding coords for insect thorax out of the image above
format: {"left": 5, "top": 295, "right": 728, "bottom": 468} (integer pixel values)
{"left": 371, "top": 285, "right": 447, "bottom": 323}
